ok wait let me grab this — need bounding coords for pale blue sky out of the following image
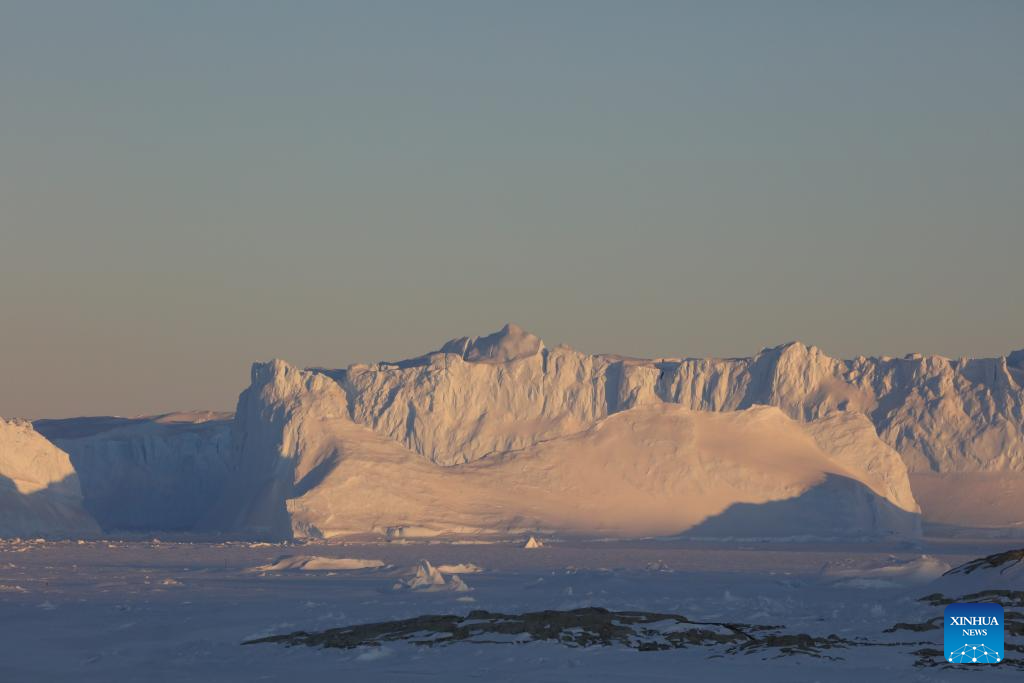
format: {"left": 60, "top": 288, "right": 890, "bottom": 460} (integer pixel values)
{"left": 1, "top": 1, "right": 1022, "bottom": 417}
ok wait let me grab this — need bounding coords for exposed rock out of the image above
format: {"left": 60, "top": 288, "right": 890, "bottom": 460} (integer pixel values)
{"left": 245, "top": 606, "right": 858, "bottom": 659}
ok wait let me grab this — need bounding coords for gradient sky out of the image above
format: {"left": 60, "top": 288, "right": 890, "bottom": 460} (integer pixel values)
{"left": 2, "top": 1, "right": 1022, "bottom": 418}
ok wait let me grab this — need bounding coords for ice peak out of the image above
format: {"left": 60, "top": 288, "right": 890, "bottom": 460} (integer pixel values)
{"left": 440, "top": 323, "right": 544, "bottom": 364}
{"left": 250, "top": 359, "right": 297, "bottom": 385}
{"left": 759, "top": 340, "right": 814, "bottom": 359}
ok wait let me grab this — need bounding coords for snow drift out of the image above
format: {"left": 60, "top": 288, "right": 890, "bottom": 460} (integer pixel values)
{"left": 250, "top": 555, "right": 385, "bottom": 572}
{"left": 0, "top": 418, "right": 99, "bottom": 538}
{"left": 820, "top": 555, "right": 951, "bottom": 588}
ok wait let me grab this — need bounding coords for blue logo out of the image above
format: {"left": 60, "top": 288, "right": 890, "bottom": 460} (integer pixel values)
{"left": 944, "top": 602, "right": 1004, "bottom": 664}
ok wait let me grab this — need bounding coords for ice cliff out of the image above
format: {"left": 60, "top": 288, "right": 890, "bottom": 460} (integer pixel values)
{"left": 34, "top": 413, "right": 231, "bottom": 531}
{"left": 330, "top": 324, "right": 1024, "bottom": 472}
{"left": 7, "top": 323, "right": 1021, "bottom": 539}
{"left": 217, "top": 356, "right": 920, "bottom": 540}
{"left": 0, "top": 418, "right": 99, "bottom": 537}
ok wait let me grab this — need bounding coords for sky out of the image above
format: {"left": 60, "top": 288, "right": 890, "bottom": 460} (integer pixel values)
{"left": 1, "top": 1, "right": 1022, "bottom": 418}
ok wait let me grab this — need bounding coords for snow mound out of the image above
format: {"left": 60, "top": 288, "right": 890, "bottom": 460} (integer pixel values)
{"left": 434, "top": 563, "right": 482, "bottom": 574}
{"left": 251, "top": 555, "right": 386, "bottom": 572}
{"left": 0, "top": 418, "right": 100, "bottom": 538}
{"left": 393, "top": 560, "right": 472, "bottom": 592}
{"left": 820, "top": 555, "right": 950, "bottom": 588}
